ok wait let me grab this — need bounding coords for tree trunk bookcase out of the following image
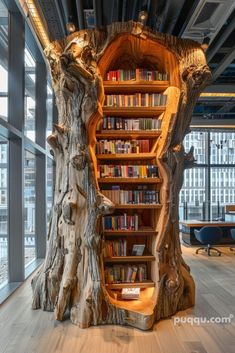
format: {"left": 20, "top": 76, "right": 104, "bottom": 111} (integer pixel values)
{"left": 32, "top": 21, "right": 211, "bottom": 330}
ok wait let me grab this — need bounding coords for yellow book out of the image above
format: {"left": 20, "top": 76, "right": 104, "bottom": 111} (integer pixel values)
{"left": 131, "top": 266, "right": 138, "bottom": 283}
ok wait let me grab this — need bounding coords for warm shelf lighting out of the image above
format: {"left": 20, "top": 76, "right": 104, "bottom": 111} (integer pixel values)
{"left": 19, "top": 0, "right": 50, "bottom": 48}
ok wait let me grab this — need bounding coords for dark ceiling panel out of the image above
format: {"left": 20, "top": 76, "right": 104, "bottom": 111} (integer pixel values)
{"left": 35, "top": 0, "right": 66, "bottom": 40}
{"left": 172, "top": 0, "right": 200, "bottom": 36}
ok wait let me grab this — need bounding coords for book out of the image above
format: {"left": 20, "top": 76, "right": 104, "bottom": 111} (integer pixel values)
{"left": 121, "top": 287, "right": 140, "bottom": 300}
{"left": 106, "top": 69, "right": 169, "bottom": 81}
{"left": 96, "top": 139, "right": 150, "bottom": 154}
{"left": 132, "top": 244, "right": 145, "bottom": 256}
{"left": 105, "top": 264, "right": 147, "bottom": 284}
{"left": 99, "top": 117, "right": 162, "bottom": 131}
{"left": 103, "top": 213, "right": 138, "bottom": 230}
{"left": 101, "top": 187, "right": 160, "bottom": 205}
{"left": 97, "top": 165, "right": 159, "bottom": 178}
{"left": 105, "top": 94, "right": 167, "bottom": 107}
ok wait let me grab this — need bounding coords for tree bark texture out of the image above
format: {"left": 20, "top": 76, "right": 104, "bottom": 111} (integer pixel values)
{"left": 31, "top": 21, "right": 211, "bottom": 330}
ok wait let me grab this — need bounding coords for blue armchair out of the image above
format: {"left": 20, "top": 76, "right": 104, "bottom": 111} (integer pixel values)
{"left": 230, "top": 229, "right": 235, "bottom": 251}
{"left": 194, "top": 226, "right": 222, "bottom": 256}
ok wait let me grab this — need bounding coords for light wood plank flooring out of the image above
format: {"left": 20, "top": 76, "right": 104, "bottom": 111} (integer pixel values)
{"left": 0, "top": 246, "right": 234, "bottom": 353}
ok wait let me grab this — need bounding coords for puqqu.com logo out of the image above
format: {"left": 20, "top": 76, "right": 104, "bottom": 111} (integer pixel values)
{"left": 173, "top": 314, "right": 234, "bottom": 325}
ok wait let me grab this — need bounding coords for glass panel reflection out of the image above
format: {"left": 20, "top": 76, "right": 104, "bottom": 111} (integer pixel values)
{"left": 24, "top": 150, "right": 36, "bottom": 267}
{"left": 0, "top": 136, "right": 8, "bottom": 288}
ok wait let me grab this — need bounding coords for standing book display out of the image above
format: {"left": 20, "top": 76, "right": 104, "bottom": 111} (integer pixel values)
{"left": 31, "top": 22, "right": 211, "bottom": 330}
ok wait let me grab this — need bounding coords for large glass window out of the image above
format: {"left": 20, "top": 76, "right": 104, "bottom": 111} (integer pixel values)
{"left": 0, "top": 2, "right": 52, "bottom": 294}
{"left": 210, "top": 131, "right": 235, "bottom": 164}
{"left": 0, "top": 136, "right": 8, "bottom": 288}
{"left": 24, "top": 48, "right": 36, "bottom": 141}
{"left": 0, "top": 0, "right": 8, "bottom": 121}
{"left": 184, "top": 131, "right": 207, "bottom": 164}
{"left": 46, "top": 79, "right": 53, "bottom": 140}
{"left": 211, "top": 167, "right": 235, "bottom": 219}
{"left": 180, "top": 129, "right": 235, "bottom": 221}
{"left": 180, "top": 168, "right": 206, "bottom": 220}
{"left": 24, "top": 151, "right": 36, "bottom": 266}
{"left": 46, "top": 157, "right": 53, "bottom": 231}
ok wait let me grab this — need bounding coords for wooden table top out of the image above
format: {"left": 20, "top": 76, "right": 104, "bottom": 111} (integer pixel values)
{"left": 180, "top": 220, "right": 235, "bottom": 227}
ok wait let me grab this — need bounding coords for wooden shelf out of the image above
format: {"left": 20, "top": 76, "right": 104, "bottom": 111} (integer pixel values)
{"left": 98, "top": 177, "right": 161, "bottom": 184}
{"left": 96, "top": 153, "right": 156, "bottom": 160}
{"left": 96, "top": 130, "right": 161, "bottom": 139}
{"left": 104, "top": 255, "right": 155, "bottom": 263}
{"left": 103, "top": 106, "right": 165, "bottom": 117}
{"left": 115, "top": 204, "right": 162, "bottom": 209}
{"left": 105, "top": 280, "right": 155, "bottom": 289}
{"left": 103, "top": 80, "right": 169, "bottom": 93}
{"left": 103, "top": 230, "right": 157, "bottom": 236}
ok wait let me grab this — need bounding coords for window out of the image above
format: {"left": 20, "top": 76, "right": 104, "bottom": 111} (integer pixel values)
{"left": 210, "top": 131, "right": 235, "bottom": 165}
{"left": 0, "top": 136, "right": 8, "bottom": 288}
{"left": 24, "top": 151, "right": 36, "bottom": 267}
{"left": 210, "top": 167, "right": 235, "bottom": 219}
{"left": 24, "top": 48, "right": 36, "bottom": 141}
{"left": 184, "top": 131, "right": 206, "bottom": 164}
{"left": 46, "top": 80, "right": 53, "bottom": 146}
{"left": 0, "top": 3, "right": 54, "bottom": 296}
{"left": 179, "top": 167, "right": 206, "bottom": 220}
{"left": 180, "top": 130, "right": 235, "bottom": 221}
{"left": 0, "top": 0, "right": 8, "bottom": 121}
{"left": 46, "top": 157, "right": 54, "bottom": 231}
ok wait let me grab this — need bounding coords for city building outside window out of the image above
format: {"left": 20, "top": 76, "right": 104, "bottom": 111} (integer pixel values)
{"left": 24, "top": 151, "right": 36, "bottom": 267}
{"left": 180, "top": 130, "right": 235, "bottom": 221}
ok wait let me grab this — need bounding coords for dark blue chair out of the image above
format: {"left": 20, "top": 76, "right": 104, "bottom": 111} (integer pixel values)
{"left": 194, "top": 226, "right": 222, "bottom": 256}
{"left": 230, "top": 229, "right": 235, "bottom": 251}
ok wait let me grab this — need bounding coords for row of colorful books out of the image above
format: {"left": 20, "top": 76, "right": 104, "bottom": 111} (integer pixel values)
{"left": 100, "top": 117, "right": 162, "bottom": 131}
{"left": 106, "top": 69, "right": 169, "bottom": 81}
{"left": 102, "top": 188, "right": 160, "bottom": 204}
{"left": 103, "top": 239, "right": 127, "bottom": 257}
{"left": 103, "top": 213, "right": 138, "bottom": 230}
{"left": 96, "top": 139, "right": 150, "bottom": 154}
{"left": 105, "top": 264, "right": 147, "bottom": 284}
{"left": 98, "top": 165, "right": 159, "bottom": 178}
{"left": 105, "top": 94, "right": 167, "bottom": 107}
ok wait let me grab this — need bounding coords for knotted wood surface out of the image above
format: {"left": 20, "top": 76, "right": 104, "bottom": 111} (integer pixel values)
{"left": 31, "top": 21, "right": 211, "bottom": 330}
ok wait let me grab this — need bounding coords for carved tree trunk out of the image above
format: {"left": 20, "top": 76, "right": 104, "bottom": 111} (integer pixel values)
{"left": 31, "top": 21, "right": 211, "bottom": 330}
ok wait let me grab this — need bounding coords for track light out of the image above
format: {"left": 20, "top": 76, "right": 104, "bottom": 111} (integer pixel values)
{"left": 66, "top": 22, "right": 76, "bottom": 33}
{"left": 138, "top": 10, "right": 148, "bottom": 25}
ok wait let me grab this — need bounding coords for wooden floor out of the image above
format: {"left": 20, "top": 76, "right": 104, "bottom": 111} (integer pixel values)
{"left": 0, "top": 246, "right": 235, "bottom": 353}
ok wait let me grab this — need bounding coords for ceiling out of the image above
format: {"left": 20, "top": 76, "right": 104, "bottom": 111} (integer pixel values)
{"left": 15, "top": 0, "right": 235, "bottom": 124}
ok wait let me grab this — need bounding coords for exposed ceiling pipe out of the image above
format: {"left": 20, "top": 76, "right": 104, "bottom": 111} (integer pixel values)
{"left": 131, "top": 0, "right": 138, "bottom": 22}
{"left": 158, "top": 0, "right": 170, "bottom": 32}
{"left": 216, "top": 100, "right": 235, "bottom": 114}
{"left": 147, "top": 0, "right": 157, "bottom": 29}
{"left": 163, "top": 0, "right": 185, "bottom": 34}
{"left": 111, "top": 0, "right": 121, "bottom": 22}
{"left": 61, "top": 0, "right": 78, "bottom": 31}
{"left": 207, "top": 16, "right": 235, "bottom": 62}
{"left": 93, "top": 0, "right": 102, "bottom": 27}
{"left": 212, "top": 45, "right": 235, "bottom": 81}
{"left": 174, "top": 0, "right": 200, "bottom": 36}
{"left": 76, "top": 0, "right": 85, "bottom": 30}
{"left": 121, "top": 0, "right": 127, "bottom": 22}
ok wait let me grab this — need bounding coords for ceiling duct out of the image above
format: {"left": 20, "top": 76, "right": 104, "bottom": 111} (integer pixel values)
{"left": 181, "top": 0, "right": 235, "bottom": 44}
